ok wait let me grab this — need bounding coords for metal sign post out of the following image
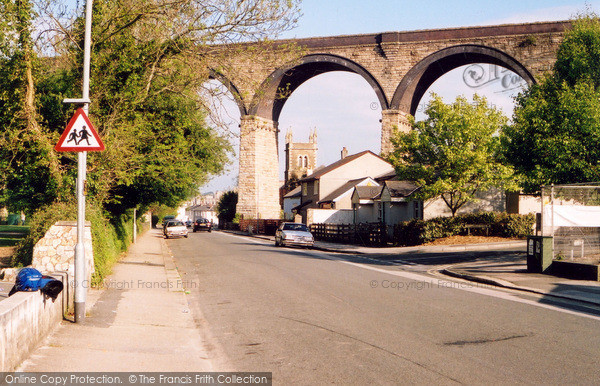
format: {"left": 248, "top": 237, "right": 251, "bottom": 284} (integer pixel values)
{"left": 75, "top": 0, "right": 93, "bottom": 324}
{"left": 60, "top": 0, "right": 94, "bottom": 323}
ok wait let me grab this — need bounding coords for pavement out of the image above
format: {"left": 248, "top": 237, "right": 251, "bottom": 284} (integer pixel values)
{"left": 7, "top": 227, "right": 600, "bottom": 371}
{"left": 17, "top": 229, "right": 213, "bottom": 372}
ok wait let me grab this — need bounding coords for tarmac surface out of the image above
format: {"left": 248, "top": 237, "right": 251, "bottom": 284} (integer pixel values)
{"left": 6, "top": 228, "right": 600, "bottom": 372}
{"left": 246, "top": 231, "right": 600, "bottom": 307}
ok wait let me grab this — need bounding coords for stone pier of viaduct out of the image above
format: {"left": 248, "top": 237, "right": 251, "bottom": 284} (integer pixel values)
{"left": 211, "top": 21, "right": 569, "bottom": 219}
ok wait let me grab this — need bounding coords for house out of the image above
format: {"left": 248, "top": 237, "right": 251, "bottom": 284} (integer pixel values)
{"left": 296, "top": 149, "right": 395, "bottom": 223}
{"left": 351, "top": 185, "right": 383, "bottom": 223}
{"left": 352, "top": 179, "right": 510, "bottom": 231}
{"left": 350, "top": 180, "right": 421, "bottom": 226}
{"left": 187, "top": 204, "right": 219, "bottom": 226}
{"left": 318, "top": 177, "right": 379, "bottom": 209}
{"left": 380, "top": 180, "right": 422, "bottom": 224}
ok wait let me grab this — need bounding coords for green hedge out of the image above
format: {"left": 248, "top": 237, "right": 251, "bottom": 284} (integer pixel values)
{"left": 393, "top": 212, "right": 535, "bottom": 246}
{"left": 12, "top": 202, "right": 144, "bottom": 285}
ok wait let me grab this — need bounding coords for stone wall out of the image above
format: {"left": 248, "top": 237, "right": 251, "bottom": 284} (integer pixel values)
{"left": 31, "top": 221, "right": 94, "bottom": 282}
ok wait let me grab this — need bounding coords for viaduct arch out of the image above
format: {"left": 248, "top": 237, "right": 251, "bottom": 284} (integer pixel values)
{"left": 213, "top": 21, "right": 569, "bottom": 219}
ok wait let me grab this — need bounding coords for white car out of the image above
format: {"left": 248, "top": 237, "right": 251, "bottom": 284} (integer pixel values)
{"left": 163, "top": 220, "right": 188, "bottom": 239}
{"left": 275, "top": 222, "right": 314, "bottom": 248}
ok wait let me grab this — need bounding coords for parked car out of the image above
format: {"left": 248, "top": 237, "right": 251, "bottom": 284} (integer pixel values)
{"left": 162, "top": 215, "right": 176, "bottom": 228}
{"left": 164, "top": 220, "right": 188, "bottom": 239}
{"left": 275, "top": 222, "right": 314, "bottom": 248}
{"left": 193, "top": 218, "right": 212, "bottom": 232}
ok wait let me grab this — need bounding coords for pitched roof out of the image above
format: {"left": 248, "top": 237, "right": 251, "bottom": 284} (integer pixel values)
{"left": 283, "top": 186, "right": 301, "bottom": 199}
{"left": 384, "top": 180, "right": 420, "bottom": 197}
{"left": 318, "top": 177, "right": 372, "bottom": 204}
{"left": 300, "top": 150, "right": 386, "bottom": 182}
{"left": 375, "top": 170, "right": 398, "bottom": 182}
{"left": 353, "top": 185, "right": 382, "bottom": 200}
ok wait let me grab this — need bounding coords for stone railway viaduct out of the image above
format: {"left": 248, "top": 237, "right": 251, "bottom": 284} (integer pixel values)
{"left": 212, "top": 21, "right": 569, "bottom": 219}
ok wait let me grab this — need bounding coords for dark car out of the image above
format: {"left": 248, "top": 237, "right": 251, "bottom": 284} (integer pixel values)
{"left": 193, "top": 218, "right": 212, "bottom": 232}
{"left": 162, "top": 215, "right": 176, "bottom": 228}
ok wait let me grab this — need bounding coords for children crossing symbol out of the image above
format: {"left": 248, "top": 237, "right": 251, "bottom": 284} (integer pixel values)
{"left": 55, "top": 108, "right": 104, "bottom": 152}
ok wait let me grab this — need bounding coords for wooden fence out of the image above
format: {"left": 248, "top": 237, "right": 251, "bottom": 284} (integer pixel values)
{"left": 310, "top": 223, "right": 387, "bottom": 246}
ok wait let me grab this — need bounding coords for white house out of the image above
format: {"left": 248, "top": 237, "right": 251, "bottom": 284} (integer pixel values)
{"left": 187, "top": 204, "right": 219, "bottom": 226}
{"left": 297, "top": 150, "right": 395, "bottom": 223}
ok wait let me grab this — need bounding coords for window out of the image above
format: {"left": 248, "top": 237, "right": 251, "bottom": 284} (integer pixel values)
{"left": 313, "top": 180, "right": 319, "bottom": 195}
{"left": 303, "top": 155, "right": 308, "bottom": 168}
{"left": 283, "top": 223, "right": 309, "bottom": 232}
{"left": 413, "top": 201, "right": 422, "bottom": 219}
{"left": 302, "top": 183, "right": 307, "bottom": 196}
{"left": 297, "top": 156, "right": 302, "bottom": 168}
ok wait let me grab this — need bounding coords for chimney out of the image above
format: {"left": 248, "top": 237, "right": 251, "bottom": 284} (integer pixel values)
{"left": 341, "top": 147, "right": 348, "bottom": 159}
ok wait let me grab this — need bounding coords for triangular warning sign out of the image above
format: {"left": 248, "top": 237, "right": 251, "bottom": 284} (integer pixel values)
{"left": 55, "top": 108, "right": 105, "bottom": 152}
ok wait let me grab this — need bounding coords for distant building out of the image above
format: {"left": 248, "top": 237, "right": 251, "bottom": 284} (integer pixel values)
{"left": 284, "top": 128, "right": 318, "bottom": 188}
{"left": 187, "top": 204, "right": 219, "bottom": 226}
{"left": 180, "top": 191, "right": 226, "bottom": 224}
{"left": 296, "top": 149, "right": 395, "bottom": 224}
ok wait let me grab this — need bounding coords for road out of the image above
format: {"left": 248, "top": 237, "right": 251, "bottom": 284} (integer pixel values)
{"left": 168, "top": 231, "right": 600, "bottom": 385}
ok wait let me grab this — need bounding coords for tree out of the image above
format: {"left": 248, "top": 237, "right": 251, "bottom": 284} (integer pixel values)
{"left": 0, "top": 0, "right": 65, "bottom": 212}
{"left": 216, "top": 190, "right": 237, "bottom": 223}
{"left": 502, "top": 14, "right": 600, "bottom": 192}
{"left": 0, "top": 0, "right": 301, "bottom": 216}
{"left": 388, "top": 94, "right": 515, "bottom": 216}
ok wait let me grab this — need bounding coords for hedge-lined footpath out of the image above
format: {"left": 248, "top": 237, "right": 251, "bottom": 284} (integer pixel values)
{"left": 393, "top": 212, "right": 535, "bottom": 246}
{"left": 12, "top": 202, "right": 144, "bottom": 286}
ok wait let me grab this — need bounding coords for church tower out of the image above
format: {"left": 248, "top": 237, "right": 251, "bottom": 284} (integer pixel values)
{"left": 284, "top": 128, "right": 318, "bottom": 188}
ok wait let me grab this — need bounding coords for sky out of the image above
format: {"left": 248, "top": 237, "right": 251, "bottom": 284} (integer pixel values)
{"left": 196, "top": 0, "right": 600, "bottom": 193}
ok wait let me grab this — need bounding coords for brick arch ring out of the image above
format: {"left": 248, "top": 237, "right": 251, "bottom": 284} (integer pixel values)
{"left": 208, "top": 69, "right": 249, "bottom": 117}
{"left": 391, "top": 44, "right": 537, "bottom": 116}
{"left": 249, "top": 53, "right": 389, "bottom": 122}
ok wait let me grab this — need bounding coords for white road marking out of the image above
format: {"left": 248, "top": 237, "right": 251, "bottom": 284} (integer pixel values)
{"left": 340, "top": 260, "right": 600, "bottom": 322}
{"left": 221, "top": 232, "right": 600, "bottom": 321}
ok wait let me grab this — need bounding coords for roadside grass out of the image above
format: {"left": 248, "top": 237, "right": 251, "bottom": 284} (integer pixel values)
{"left": 0, "top": 225, "right": 30, "bottom": 233}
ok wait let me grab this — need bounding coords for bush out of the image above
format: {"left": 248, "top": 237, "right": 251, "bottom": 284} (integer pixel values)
{"left": 12, "top": 202, "right": 143, "bottom": 285}
{"left": 501, "top": 213, "right": 535, "bottom": 238}
{"left": 12, "top": 202, "right": 77, "bottom": 268}
{"left": 393, "top": 212, "right": 535, "bottom": 246}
